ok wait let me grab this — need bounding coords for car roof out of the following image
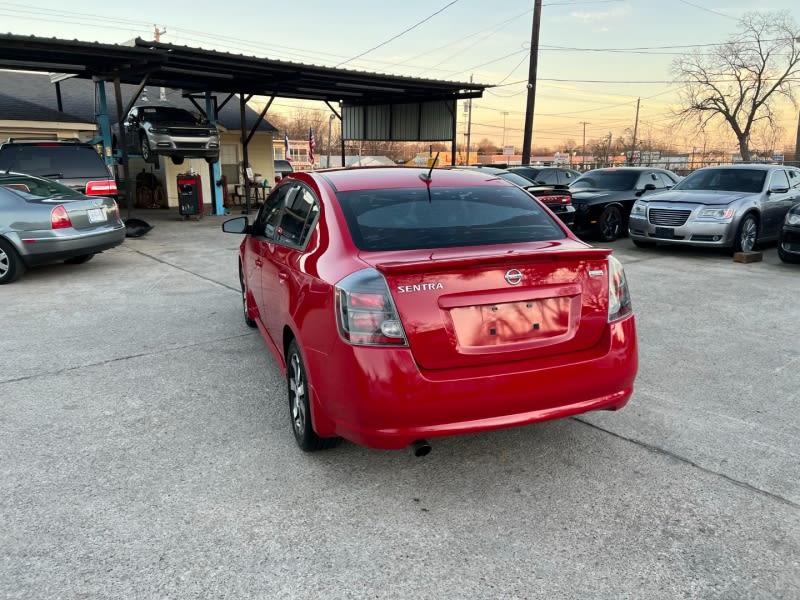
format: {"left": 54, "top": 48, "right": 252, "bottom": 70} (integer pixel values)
{"left": 314, "top": 166, "right": 515, "bottom": 192}
{"left": 693, "top": 164, "right": 787, "bottom": 171}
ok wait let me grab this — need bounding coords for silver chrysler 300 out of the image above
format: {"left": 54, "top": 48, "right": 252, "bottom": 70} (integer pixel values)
{"left": 628, "top": 164, "right": 800, "bottom": 252}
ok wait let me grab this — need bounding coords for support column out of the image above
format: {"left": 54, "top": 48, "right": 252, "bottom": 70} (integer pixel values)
{"left": 206, "top": 92, "right": 223, "bottom": 215}
{"left": 95, "top": 81, "right": 115, "bottom": 168}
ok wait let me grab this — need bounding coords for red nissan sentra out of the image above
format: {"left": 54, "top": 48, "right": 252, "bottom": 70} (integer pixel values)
{"left": 223, "top": 167, "right": 638, "bottom": 455}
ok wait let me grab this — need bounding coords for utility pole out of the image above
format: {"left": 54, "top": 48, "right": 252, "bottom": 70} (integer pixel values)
{"left": 630, "top": 97, "right": 640, "bottom": 165}
{"left": 521, "top": 0, "right": 542, "bottom": 165}
{"left": 579, "top": 121, "right": 589, "bottom": 168}
{"left": 502, "top": 111, "right": 509, "bottom": 150}
{"left": 465, "top": 74, "right": 473, "bottom": 165}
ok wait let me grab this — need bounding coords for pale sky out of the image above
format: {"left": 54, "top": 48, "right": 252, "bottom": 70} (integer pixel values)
{"left": 2, "top": 0, "right": 799, "bottom": 153}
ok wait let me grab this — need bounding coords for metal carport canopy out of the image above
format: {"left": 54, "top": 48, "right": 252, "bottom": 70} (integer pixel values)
{"left": 0, "top": 33, "right": 489, "bottom": 214}
{"left": 0, "top": 34, "right": 487, "bottom": 110}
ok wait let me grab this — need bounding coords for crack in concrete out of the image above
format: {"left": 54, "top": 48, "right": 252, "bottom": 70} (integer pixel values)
{"left": 575, "top": 417, "right": 800, "bottom": 511}
{"left": 130, "top": 249, "right": 240, "bottom": 293}
{"left": 0, "top": 333, "right": 255, "bottom": 385}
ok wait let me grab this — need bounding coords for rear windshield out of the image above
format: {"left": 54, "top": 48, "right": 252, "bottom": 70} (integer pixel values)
{"left": 337, "top": 185, "right": 565, "bottom": 251}
{"left": 0, "top": 144, "right": 110, "bottom": 179}
{"left": 0, "top": 174, "right": 83, "bottom": 200}
{"left": 571, "top": 170, "right": 639, "bottom": 191}
{"left": 673, "top": 168, "right": 766, "bottom": 193}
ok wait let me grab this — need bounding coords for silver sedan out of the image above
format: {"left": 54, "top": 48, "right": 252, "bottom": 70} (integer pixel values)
{"left": 628, "top": 164, "right": 800, "bottom": 252}
{"left": 0, "top": 172, "right": 125, "bottom": 284}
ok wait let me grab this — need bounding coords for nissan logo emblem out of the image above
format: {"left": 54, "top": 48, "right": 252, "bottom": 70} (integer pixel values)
{"left": 505, "top": 269, "right": 523, "bottom": 286}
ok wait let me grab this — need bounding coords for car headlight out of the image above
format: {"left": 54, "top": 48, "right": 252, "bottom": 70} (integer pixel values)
{"left": 149, "top": 127, "right": 169, "bottom": 134}
{"left": 698, "top": 207, "right": 734, "bottom": 221}
{"left": 786, "top": 212, "right": 800, "bottom": 226}
{"left": 630, "top": 202, "right": 646, "bottom": 217}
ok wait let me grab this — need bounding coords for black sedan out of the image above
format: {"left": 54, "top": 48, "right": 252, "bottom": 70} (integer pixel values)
{"left": 452, "top": 166, "right": 575, "bottom": 227}
{"left": 0, "top": 172, "right": 125, "bottom": 284}
{"left": 569, "top": 167, "right": 681, "bottom": 241}
{"left": 779, "top": 202, "right": 800, "bottom": 263}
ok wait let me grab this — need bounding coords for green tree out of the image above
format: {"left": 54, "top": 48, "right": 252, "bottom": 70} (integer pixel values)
{"left": 672, "top": 11, "right": 800, "bottom": 161}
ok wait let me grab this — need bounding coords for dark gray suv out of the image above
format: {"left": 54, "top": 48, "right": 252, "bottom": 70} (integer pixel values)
{"left": 0, "top": 138, "right": 117, "bottom": 198}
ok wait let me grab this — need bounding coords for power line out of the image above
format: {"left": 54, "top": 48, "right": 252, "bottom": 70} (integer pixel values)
{"left": 335, "top": 0, "right": 462, "bottom": 68}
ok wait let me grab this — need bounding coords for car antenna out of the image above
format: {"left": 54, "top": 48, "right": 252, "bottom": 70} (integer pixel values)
{"left": 419, "top": 152, "right": 439, "bottom": 203}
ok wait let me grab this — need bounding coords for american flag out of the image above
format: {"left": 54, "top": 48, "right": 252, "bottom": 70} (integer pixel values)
{"left": 308, "top": 127, "right": 315, "bottom": 168}
{"left": 284, "top": 131, "right": 291, "bottom": 161}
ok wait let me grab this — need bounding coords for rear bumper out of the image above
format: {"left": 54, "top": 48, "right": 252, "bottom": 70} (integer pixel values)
{"left": 16, "top": 225, "right": 126, "bottom": 266}
{"left": 306, "top": 315, "right": 637, "bottom": 449}
{"left": 548, "top": 204, "right": 575, "bottom": 227}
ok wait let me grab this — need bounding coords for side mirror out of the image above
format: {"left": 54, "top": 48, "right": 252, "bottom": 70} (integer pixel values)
{"left": 222, "top": 216, "right": 250, "bottom": 234}
{"left": 643, "top": 183, "right": 656, "bottom": 191}
{"left": 769, "top": 186, "right": 789, "bottom": 194}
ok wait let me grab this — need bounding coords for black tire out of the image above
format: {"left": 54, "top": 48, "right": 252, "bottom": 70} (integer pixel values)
{"left": 733, "top": 214, "right": 758, "bottom": 253}
{"left": 239, "top": 264, "right": 256, "bottom": 328}
{"left": 287, "top": 339, "right": 341, "bottom": 452}
{"left": 170, "top": 155, "right": 185, "bottom": 165}
{"left": 598, "top": 205, "right": 623, "bottom": 242}
{"left": 0, "top": 238, "right": 26, "bottom": 284}
{"left": 632, "top": 239, "right": 656, "bottom": 249}
{"left": 140, "top": 134, "right": 152, "bottom": 162}
{"left": 64, "top": 254, "right": 94, "bottom": 265}
{"left": 778, "top": 240, "right": 800, "bottom": 263}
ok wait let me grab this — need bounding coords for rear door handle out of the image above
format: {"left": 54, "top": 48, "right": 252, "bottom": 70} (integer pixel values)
{"left": 255, "top": 258, "right": 263, "bottom": 268}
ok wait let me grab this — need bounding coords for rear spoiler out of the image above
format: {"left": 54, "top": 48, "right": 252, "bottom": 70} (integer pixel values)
{"left": 375, "top": 246, "right": 612, "bottom": 275}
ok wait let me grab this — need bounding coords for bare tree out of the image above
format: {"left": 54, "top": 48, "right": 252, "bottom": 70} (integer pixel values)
{"left": 672, "top": 11, "right": 800, "bottom": 161}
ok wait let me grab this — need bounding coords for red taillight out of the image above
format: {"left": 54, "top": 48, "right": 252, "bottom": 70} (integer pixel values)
{"left": 608, "top": 255, "right": 633, "bottom": 322}
{"left": 85, "top": 180, "right": 117, "bottom": 196}
{"left": 550, "top": 194, "right": 572, "bottom": 205}
{"left": 335, "top": 269, "right": 407, "bottom": 346}
{"left": 51, "top": 205, "right": 72, "bottom": 229}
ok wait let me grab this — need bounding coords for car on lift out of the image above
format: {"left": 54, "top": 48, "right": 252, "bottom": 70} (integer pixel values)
{"left": 0, "top": 171, "right": 125, "bottom": 284}
{"left": 113, "top": 105, "right": 219, "bottom": 165}
{"left": 221, "top": 167, "right": 638, "bottom": 454}
{"left": 569, "top": 167, "right": 681, "bottom": 241}
{"left": 0, "top": 138, "right": 117, "bottom": 198}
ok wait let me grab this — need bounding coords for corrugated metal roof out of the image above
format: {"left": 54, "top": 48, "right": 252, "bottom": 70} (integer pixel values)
{"left": 0, "top": 34, "right": 488, "bottom": 106}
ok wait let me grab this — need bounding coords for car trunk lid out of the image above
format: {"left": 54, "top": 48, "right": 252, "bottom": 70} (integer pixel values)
{"left": 362, "top": 243, "right": 612, "bottom": 370}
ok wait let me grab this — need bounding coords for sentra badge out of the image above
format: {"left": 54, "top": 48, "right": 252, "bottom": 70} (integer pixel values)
{"left": 397, "top": 282, "right": 444, "bottom": 293}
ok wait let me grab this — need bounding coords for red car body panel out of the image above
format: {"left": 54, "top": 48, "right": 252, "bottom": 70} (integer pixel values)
{"left": 236, "top": 168, "right": 638, "bottom": 450}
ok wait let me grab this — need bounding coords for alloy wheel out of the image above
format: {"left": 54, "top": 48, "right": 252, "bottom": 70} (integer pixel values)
{"left": 739, "top": 217, "right": 757, "bottom": 252}
{"left": 289, "top": 351, "right": 307, "bottom": 436}
{"left": 0, "top": 247, "right": 9, "bottom": 278}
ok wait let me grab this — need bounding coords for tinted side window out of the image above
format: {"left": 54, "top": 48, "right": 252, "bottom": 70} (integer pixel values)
{"left": 277, "top": 185, "right": 319, "bottom": 247}
{"left": 770, "top": 170, "right": 790, "bottom": 190}
{"left": 787, "top": 169, "right": 800, "bottom": 189}
{"left": 639, "top": 172, "right": 665, "bottom": 189}
{"left": 656, "top": 173, "right": 676, "bottom": 188}
{"left": 254, "top": 184, "right": 294, "bottom": 239}
{"left": 560, "top": 170, "right": 579, "bottom": 185}
{"left": 535, "top": 169, "right": 558, "bottom": 185}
